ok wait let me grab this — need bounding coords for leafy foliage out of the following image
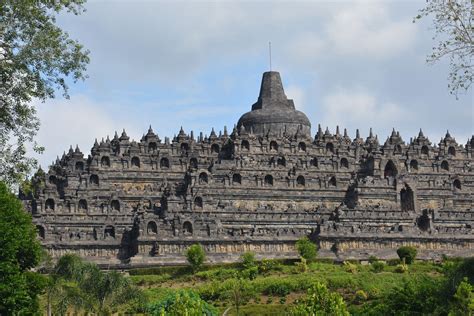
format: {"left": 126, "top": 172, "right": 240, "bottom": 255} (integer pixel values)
{"left": 46, "top": 253, "right": 145, "bottom": 314}
{"left": 289, "top": 282, "right": 350, "bottom": 316}
{"left": 0, "top": 181, "right": 45, "bottom": 314}
{"left": 147, "top": 289, "right": 218, "bottom": 316}
{"left": 186, "top": 243, "right": 206, "bottom": 272}
{"left": 240, "top": 251, "right": 256, "bottom": 270}
{"left": 371, "top": 261, "right": 385, "bottom": 273}
{"left": 414, "top": 0, "right": 473, "bottom": 97}
{"left": 0, "top": 0, "right": 89, "bottom": 186}
{"left": 296, "top": 237, "right": 317, "bottom": 261}
{"left": 397, "top": 246, "right": 417, "bottom": 264}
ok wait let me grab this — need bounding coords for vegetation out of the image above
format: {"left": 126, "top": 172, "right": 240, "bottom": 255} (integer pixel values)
{"left": 0, "top": 181, "right": 45, "bottom": 314}
{"left": 147, "top": 289, "right": 218, "bottom": 316}
{"left": 0, "top": 1, "right": 89, "bottom": 186}
{"left": 414, "top": 0, "right": 473, "bottom": 97}
{"left": 43, "top": 253, "right": 145, "bottom": 315}
{"left": 186, "top": 243, "right": 206, "bottom": 272}
{"left": 397, "top": 246, "right": 418, "bottom": 264}
{"left": 295, "top": 237, "right": 317, "bottom": 261}
{"left": 289, "top": 282, "right": 349, "bottom": 316}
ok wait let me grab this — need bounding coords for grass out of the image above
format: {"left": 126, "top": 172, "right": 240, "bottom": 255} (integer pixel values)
{"left": 130, "top": 259, "right": 445, "bottom": 314}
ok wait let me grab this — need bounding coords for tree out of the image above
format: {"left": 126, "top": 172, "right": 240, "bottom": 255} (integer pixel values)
{"left": 240, "top": 251, "right": 256, "bottom": 269}
{"left": 289, "top": 282, "right": 350, "bottom": 316}
{"left": 0, "top": 1, "right": 90, "bottom": 186}
{"left": 414, "top": 0, "right": 473, "bottom": 97}
{"left": 0, "top": 181, "right": 45, "bottom": 314}
{"left": 397, "top": 246, "right": 417, "bottom": 264}
{"left": 186, "top": 244, "right": 206, "bottom": 272}
{"left": 296, "top": 236, "right": 317, "bottom": 261}
{"left": 225, "top": 278, "right": 255, "bottom": 316}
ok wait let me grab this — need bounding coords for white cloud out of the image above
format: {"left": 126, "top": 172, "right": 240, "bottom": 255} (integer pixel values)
{"left": 33, "top": 96, "right": 140, "bottom": 169}
{"left": 286, "top": 85, "right": 306, "bottom": 111}
{"left": 321, "top": 88, "right": 408, "bottom": 137}
{"left": 326, "top": 2, "right": 417, "bottom": 59}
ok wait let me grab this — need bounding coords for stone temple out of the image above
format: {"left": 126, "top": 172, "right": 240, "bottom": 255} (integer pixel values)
{"left": 23, "top": 71, "right": 474, "bottom": 265}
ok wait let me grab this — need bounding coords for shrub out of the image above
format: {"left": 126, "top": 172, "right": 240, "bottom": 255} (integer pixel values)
{"left": 395, "top": 263, "right": 409, "bottom": 273}
{"left": 450, "top": 278, "right": 474, "bottom": 315}
{"left": 354, "top": 289, "right": 368, "bottom": 304}
{"left": 296, "top": 237, "right": 317, "bottom": 261}
{"left": 368, "top": 255, "right": 378, "bottom": 264}
{"left": 371, "top": 261, "right": 385, "bottom": 273}
{"left": 240, "top": 251, "right": 256, "bottom": 269}
{"left": 343, "top": 261, "right": 358, "bottom": 274}
{"left": 295, "top": 257, "right": 308, "bottom": 273}
{"left": 397, "top": 246, "right": 417, "bottom": 264}
{"left": 240, "top": 266, "right": 258, "bottom": 280}
{"left": 289, "top": 282, "right": 349, "bottom": 315}
{"left": 258, "top": 258, "right": 280, "bottom": 275}
{"left": 186, "top": 244, "right": 206, "bottom": 272}
{"left": 147, "top": 289, "right": 218, "bottom": 316}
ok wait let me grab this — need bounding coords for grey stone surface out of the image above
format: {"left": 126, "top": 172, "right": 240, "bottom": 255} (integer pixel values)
{"left": 22, "top": 71, "right": 474, "bottom": 266}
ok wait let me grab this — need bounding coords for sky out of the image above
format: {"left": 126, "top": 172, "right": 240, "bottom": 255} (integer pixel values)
{"left": 34, "top": 0, "right": 473, "bottom": 168}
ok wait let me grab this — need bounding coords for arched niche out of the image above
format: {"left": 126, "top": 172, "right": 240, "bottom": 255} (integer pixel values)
{"left": 410, "top": 160, "right": 419, "bottom": 172}
{"left": 328, "top": 176, "right": 337, "bottom": 187}
{"left": 441, "top": 160, "right": 449, "bottom": 171}
{"left": 421, "top": 145, "right": 429, "bottom": 156}
{"left": 111, "top": 200, "right": 120, "bottom": 212}
{"left": 310, "top": 157, "right": 318, "bottom": 168}
{"left": 147, "top": 221, "right": 158, "bottom": 234}
{"left": 199, "top": 172, "right": 208, "bottom": 184}
{"left": 241, "top": 140, "right": 250, "bottom": 151}
{"left": 453, "top": 179, "right": 461, "bottom": 191}
{"left": 448, "top": 146, "right": 456, "bottom": 156}
{"left": 264, "top": 175, "right": 274, "bottom": 186}
{"left": 183, "top": 221, "right": 193, "bottom": 235}
{"left": 181, "top": 143, "right": 189, "bottom": 152}
{"left": 400, "top": 184, "right": 415, "bottom": 212}
{"left": 75, "top": 161, "right": 84, "bottom": 171}
{"left": 277, "top": 157, "right": 286, "bottom": 167}
{"left": 326, "top": 142, "right": 334, "bottom": 154}
{"left": 194, "top": 197, "right": 203, "bottom": 209}
{"left": 232, "top": 173, "right": 242, "bottom": 185}
{"left": 296, "top": 175, "right": 305, "bottom": 187}
{"left": 211, "top": 143, "right": 220, "bottom": 154}
{"left": 36, "top": 225, "right": 45, "bottom": 239}
{"left": 101, "top": 156, "right": 110, "bottom": 167}
{"left": 90, "top": 174, "right": 99, "bottom": 186}
{"left": 269, "top": 141, "right": 278, "bottom": 152}
{"left": 384, "top": 160, "right": 398, "bottom": 178}
{"left": 148, "top": 142, "right": 157, "bottom": 152}
{"left": 189, "top": 158, "right": 198, "bottom": 169}
{"left": 160, "top": 157, "right": 170, "bottom": 169}
{"left": 78, "top": 199, "right": 88, "bottom": 211}
{"left": 45, "top": 198, "right": 55, "bottom": 211}
{"left": 340, "top": 158, "right": 349, "bottom": 169}
{"left": 298, "top": 142, "right": 306, "bottom": 152}
{"left": 131, "top": 156, "right": 140, "bottom": 168}
{"left": 104, "top": 225, "right": 115, "bottom": 239}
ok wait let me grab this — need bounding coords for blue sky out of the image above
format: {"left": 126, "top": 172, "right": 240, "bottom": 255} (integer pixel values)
{"left": 34, "top": 0, "right": 473, "bottom": 168}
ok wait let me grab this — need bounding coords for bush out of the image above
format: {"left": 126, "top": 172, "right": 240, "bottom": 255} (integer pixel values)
{"left": 343, "top": 261, "right": 358, "bottom": 274}
{"left": 258, "top": 258, "right": 281, "bottom": 275}
{"left": 186, "top": 244, "right": 206, "bottom": 272}
{"left": 289, "top": 282, "right": 349, "bottom": 315}
{"left": 296, "top": 237, "right": 317, "bottom": 261}
{"left": 354, "top": 289, "right": 368, "bottom": 304}
{"left": 371, "top": 261, "right": 385, "bottom": 273}
{"left": 240, "top": 251, "right": 256, "bottom": 269}
{"left": 395, "top": 263, "right": 409, "bottom": 273}
{"left": 295, "top": 257, "right": 308, "bottom": 273}
{"left": 368, "top": 255, "right": 378, "bottom": 264}
{"left": 240, "top": 266, "right": 258, "bottom": 280}
{"left": 147, "top": 289, "right": 218, "bottom": 316}
{"left": 397, "top": 246, "right": 417, "bottom": 264}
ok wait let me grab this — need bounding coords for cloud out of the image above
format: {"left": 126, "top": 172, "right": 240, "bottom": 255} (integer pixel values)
{"left": 320, "top": 88, "right": 409, "bottom": 138}
{"left": 33, "top": 96, "right": 140, "bottom": 169}
{"left": 325, "top": 2, "right": 417, "bottom": 59}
